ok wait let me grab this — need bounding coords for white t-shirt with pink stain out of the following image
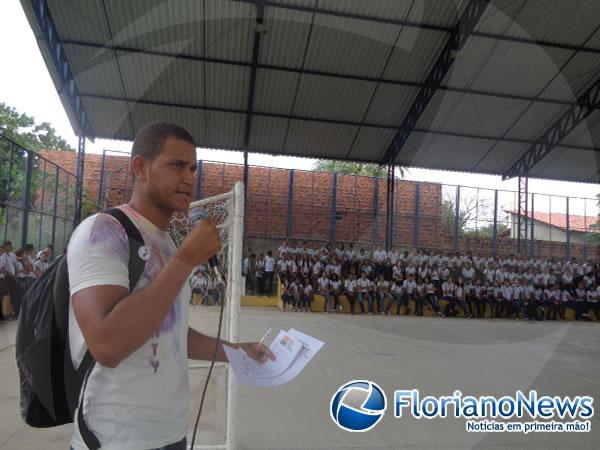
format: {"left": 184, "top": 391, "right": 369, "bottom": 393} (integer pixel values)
{"left": 67, "top": 204, "right": 190, "bottom": 450}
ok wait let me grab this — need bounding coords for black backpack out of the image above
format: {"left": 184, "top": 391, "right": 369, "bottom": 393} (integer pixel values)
{"left": 15, "top": 208, "right": 146, "bottom": 450}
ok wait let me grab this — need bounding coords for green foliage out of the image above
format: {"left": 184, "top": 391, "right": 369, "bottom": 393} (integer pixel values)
{"left": 463, "top": 223, "right": 509, "bottom": 238}
{"left": 0, "top": 103, "right": 74, "bottom": 152}
{"left": 313, "top": 159, "right": 403, "bottom": 178}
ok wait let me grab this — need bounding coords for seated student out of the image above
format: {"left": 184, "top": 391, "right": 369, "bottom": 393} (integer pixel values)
{"left": 376, "top": 275, "right": 393, "bottom": 315}
{"left": 522, "top": 279, "right": 534, "bottom": 320}
{"left": 493, "top": 279, "right": 505, "bottom": 318}
{"left": 357, "top": 272, "right": 374, "bottom": 314}
{"left": 544, "top": 283, "right": 561, "bottom": 320}
{"left": 329, "top": 273, "right": 342, "bottom": 313}
{"left": 423, "top": 276, "right": 444, "bottom": 317}
{"left": 282, "top": 279, "right": 299, "bottom": 311}
{"left": 384, "top": 279, "right": 404, "bottom": 316}
{"left": 317, "top": 272, "right": 331, "bottom": 313}
{"left": 441, "top": 276, "right": 456, "bottom": 316}
{"left": 531, "top": 283, "right": 545, "bottom": 321}
{"left": 300, "top": 278, "right": 313, "bottom": 312}
{"left": 572, "top": 280, "right": 588, "bottom": 321}
{"left": 414, "top": 278, "right": 427, "bottom": 316}
{"left": 464, "top": 278, "right": 475, "bottom": 318}
{"left": 483, "top": 281, "right": 495, "bottom": 319}
{"left": 469, "top": 278, "right": 483, "bottom": 318}
{"left": 586, "top": 284, "right": 600, "bottom": 321}
{"left": 559, "top": 285, "right": 571, "bottom": 320}
{"left": 392, "top": 261, "right": 403, "bottom": 283}
{"left": 511, "top": 279, "right": 524, "bottom": 319}
{"left": 343, "top": 273, "right": 360, "bottom": 314}
{"left": 451, "top": 277, "right": 471, "bottom": 318}
{"left": 402, "top": 273, "right": 418, "bottom": 315}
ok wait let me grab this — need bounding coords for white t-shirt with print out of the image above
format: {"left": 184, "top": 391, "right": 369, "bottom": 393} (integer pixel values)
{"left": 67, "top": 205, "right": 190, "bottom": 450}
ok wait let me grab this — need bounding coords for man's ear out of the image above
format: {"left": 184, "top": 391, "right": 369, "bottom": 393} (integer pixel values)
{"left": 131, "top": 155, "right": 148, "bottom": 181}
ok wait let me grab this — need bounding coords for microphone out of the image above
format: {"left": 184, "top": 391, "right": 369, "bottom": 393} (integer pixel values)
{"left": 188, "top": 207, "right": 223, "bottom": 283}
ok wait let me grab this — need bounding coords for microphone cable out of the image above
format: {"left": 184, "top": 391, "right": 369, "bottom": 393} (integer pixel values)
{"left": 189, "top": 266, "right": 226, "bottom": 449}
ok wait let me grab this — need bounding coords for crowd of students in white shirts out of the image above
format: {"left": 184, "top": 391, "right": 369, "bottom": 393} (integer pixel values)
{"left": 0, "top": 241, "right": 53, "bottom": 320}
{"left": 276, "top": 240, "right": 600, "bottom": 322}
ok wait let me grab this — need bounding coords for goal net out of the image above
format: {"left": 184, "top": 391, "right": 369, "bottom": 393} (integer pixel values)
{"left": 169, "top": 182, "right": 244, "bottom": 450}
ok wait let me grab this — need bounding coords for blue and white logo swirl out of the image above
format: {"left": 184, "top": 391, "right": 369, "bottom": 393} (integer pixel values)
{"left": 330, "top": 380, "right": 387, "bottom": 432}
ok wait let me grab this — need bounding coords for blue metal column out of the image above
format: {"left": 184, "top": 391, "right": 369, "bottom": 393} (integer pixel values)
{"left": 390, "top": 165, "right": 395, "bottom": 249}
{"left": 74, "top": 135, "right": 85, "bottom": 226}
{"left": 530, "top": 193, "right": 535, "bottom": 257}
{"left": 3, "top": 142, "right": 14, "bottom": 241}
{"left": 330, "top": 173, "right": 337, "bottom": 243}
{"left": 37, "top": 160, "right": 48, "bottom": 249}
{"left": 372, "top": 177, "right": 379, "bottom": 245}
{"left": 51, "top": 165, "right": 59, "bottom": 251}
{"left": 414, "top": 181, "right": 420, "bottom": 248}
{"left": 97, "top": 149, "right": 107, "bottom": 206}
{"left": 21, "top": 150, "right": 34, "bottom": 249}
{"left": 454, "top": 185, "right": 461, "bottom": 253}
{"left": 566, "top": 197, "right": 571, "bottom": 260}
{"left": 243, "top": 150, "right": 249, "bottom": 209}
{"left": 195, "top": 160, "right": 203, "bottom": 200}
{"left": 492, "top": 189, "right": 498, "bottom": 257}
{"left": 287, "top": 170, "right": 295, "bottom": 240}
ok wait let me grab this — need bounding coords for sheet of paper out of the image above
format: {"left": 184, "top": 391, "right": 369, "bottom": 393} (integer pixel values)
{"left": 223, "top": 329, "right": 324, "bottom": 387}
{"left": 246, "top": 330, "right": 303, "bottom": 378}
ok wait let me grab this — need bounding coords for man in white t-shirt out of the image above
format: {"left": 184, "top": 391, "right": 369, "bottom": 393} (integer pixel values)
{"left": 67, "top": 123, "right": 274, "bottom": 450}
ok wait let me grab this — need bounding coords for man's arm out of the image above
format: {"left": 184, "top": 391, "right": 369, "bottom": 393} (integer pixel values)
{"left": 72, "top": 257, "right": 194, "bottom": 368}
{"left": 187, "top": 327, "right": 276, "bottom": 363}
{"left": 72, "top": 217, "right": 221, "bottom": 369}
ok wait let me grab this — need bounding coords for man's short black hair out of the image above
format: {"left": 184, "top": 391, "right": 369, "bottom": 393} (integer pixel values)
{"left": 132, "top": 122, "right": 195, "bottom": 160}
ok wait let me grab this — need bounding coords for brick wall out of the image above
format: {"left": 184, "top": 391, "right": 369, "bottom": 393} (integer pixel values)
{"left": 39, "top": 150, "right": 599, "bottom": 260}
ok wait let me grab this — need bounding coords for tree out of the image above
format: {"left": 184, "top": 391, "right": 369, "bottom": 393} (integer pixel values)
{"left": 0, "top": 103, "right": 74, "bottom": 152}
{"left": 584, "top": 193, "right": 600, "bottom": 244}
{"left": 441, "top": 191, "right": 494, "bottom": 235}
{"left": 313, "top": 159, "right": 404, "bottom": 178}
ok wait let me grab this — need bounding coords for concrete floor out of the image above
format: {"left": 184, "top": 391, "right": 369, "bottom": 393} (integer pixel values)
{"left": 1, "top": 308, "right": 599, "bottom": 449}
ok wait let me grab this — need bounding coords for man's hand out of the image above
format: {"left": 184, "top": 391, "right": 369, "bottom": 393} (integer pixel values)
{"left": 175, "top": 219, "right": 221, "bottom": 268}
{"left": 237, "top": 342, "right": 276, "bottom": 363}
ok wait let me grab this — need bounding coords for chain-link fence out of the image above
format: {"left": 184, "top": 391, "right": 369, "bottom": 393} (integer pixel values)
{"left": 75, "top": 151, "right": 600, "bottom": 261}
{"left": 0, "top": 134, "right": 79, "bottom": 256}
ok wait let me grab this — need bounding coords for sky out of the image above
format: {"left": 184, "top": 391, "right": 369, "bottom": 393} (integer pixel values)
{"left": 0, "top": 0, "right": 598, "bottom": 217}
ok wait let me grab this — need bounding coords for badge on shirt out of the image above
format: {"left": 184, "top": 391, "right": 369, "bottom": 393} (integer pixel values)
{"left": 138, "top": 245, "right": 152, "bottom": 261}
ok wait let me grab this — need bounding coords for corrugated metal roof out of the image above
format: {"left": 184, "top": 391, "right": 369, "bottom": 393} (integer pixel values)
{"left": 285, "top": 120, "right": 358, "bottom": 159}
{"left": 303, "top": 14, "right": 402, "bottom": 78}
{"left": 347, "top": 127, "right": 396, "bottom": 161}
{"left": 253, "top": 68, "right": 300, "bottom": 114}
{"left": 292, "top": 75, "right": 376, "bottom": 122}
{"left": 470, "top": 41, "right": 574, "bottom": 97}
{"left": 259, "top": 6, "right": 313, "bottom": 68}
{"left": 20, "top": 0, "right": 600, "bottom": 184}
{"left": 104, "top": 0, "right": 206, "bottom": 57}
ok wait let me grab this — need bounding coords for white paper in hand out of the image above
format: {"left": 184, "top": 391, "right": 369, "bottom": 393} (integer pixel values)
{"left": 224, "top": 329, "right": 323, "bottom": 387}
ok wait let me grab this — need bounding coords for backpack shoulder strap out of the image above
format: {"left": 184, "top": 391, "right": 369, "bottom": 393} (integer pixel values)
{"left": 74, "top": 207, "right": 147, "bottom": 450}
{"left": 103, "top": 207, "right": 146, "bottom": 291}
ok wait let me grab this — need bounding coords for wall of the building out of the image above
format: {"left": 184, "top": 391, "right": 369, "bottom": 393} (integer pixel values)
{"left": 509, "top": 216, "right": 588, "bottom": 244}
{"left": 39, "top": 150, "right": 599, "bottom": 261}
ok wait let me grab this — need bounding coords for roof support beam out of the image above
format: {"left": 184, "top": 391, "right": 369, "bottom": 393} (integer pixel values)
{"left": 503, "top": 75, "right": 600, "bottom": 180}
{"left": 380, "top": 0, "right": 490, "bottom": 165}
{"left": 30, "top": 0, "right": 93, "bottom": 137}
{"left": 243, "top": 0, "right": 265, "bottom": 206}
{"left": 79, "top": 92, "right": 600, "bottom": 154}
{"left": 60, "top": 38, "right": 584, "bottom": 109}
{"left": 233, "top": 0, "right": 600, "bottom": 55}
